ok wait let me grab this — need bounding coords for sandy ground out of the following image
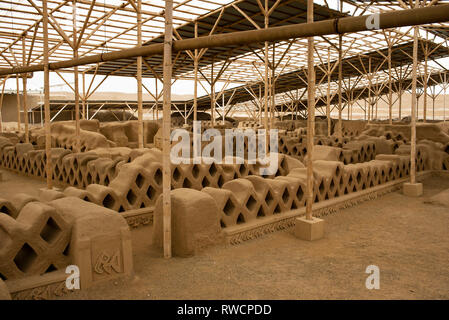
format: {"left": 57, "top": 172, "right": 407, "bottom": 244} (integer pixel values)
{"left": 61, "top": 175, "right": 449, "bottom": 300}
{"left": 1, "top": 169, "right": 449, "bottom": 299}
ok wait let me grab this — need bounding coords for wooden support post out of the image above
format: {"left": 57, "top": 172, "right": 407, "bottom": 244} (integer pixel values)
{"left": 410, "top": 25, "right": 418, "bottom": 185}
{"left": 0, "top": 77, "right": 8, "bottom": 133}
{"left": 73, "top": 0, "right": 80, "bottom": 153}
{"left": 444, "top": 74, "right": 447, "bottom": 122}
{"left": 368, "top": 57, "right": 372, "bottom": 123}
{"left": 337, "top": 34, "right": 343, "bottom": 138}
{"left": 193, "top": 22, "right": 198, "bottom": 122}
{"left": 155, "top": 79, "right": 159, "bottom": 120}
{"left": 326, "top": 47, "right": 331, "bottom": 136}
{"left": 398, "top": 80, "right": 403, "bottom": 120}
{"left": 388, "top": 40, "right": 393, "bottom": 124}
{"left": 350, "top": 84, "right": 353, "bottom": 121}
{"left": 137, "top": 0, "right": 144, "bottom": 148}
{"left": 162, "top": 0, "right": 173, "bottom": 259}
{"left": 423, "top": 49, "right": 428, "bottom": 122}
{"left": 82, "top": 72, "right": 86, "bottom": 119}
{"left": 210, "top": 59, "right": 215, "bottom": 127}
{"left": 305, "top": 0, "right": 315, "bottom": 221}
{"left": 270, "top": 44, "right": 275, "bottom": 129}
{"left": 264, "top": 0, "right": 269, "bottom": 134}
{"left": 43, "top": 0, "right": 53, "bottom": 189}
{"left": 16, "top": 75, "right": 21, "bottom": 132}
{"left": 22, "top": 36, "right": 29, "bottom": 143}
{"left": 432, "top": 94, "right": 435, "bottom": 121}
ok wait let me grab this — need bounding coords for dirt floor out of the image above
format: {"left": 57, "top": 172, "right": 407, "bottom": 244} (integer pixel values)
{"left": 2, "top": 170, "right": 449, "bottom": 299}
{"left": 58, "top": 175, "right": 449, "bottom": 300}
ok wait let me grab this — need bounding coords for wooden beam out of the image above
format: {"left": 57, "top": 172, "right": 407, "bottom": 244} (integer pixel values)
{"left": 162, "top": 0, "right": 173, "bottom": 259}
{"left": 43, "top": 0, "right": 53, "bottom": 189}
{"left": 306, "top": 0, "right": 315, "bottom": 221}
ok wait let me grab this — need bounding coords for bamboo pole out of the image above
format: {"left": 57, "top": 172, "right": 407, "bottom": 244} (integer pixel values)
{"left": 0, "top": 77, "right": 8, "bottom": 133}
{"left": 73, "top": 0, "right": 80, "bottom": 152}
{"left": 16, "top": 75, "right": 21, "bottom": 132}
{"left": 444, "top": 74, "right": 447, "bottom": 122}
{"left": 399, "top": 80, "right": 403, "bottom": 120}
{"left": 193, "top": 22, "right": 198, "bottom": 123}
{"left": 43, "top": 0, "right": 53, "bottom": 189}
{"left": 137, "top": 0, "right": 144, "bottom": 148}
{"left": 210, "top": 59, "right": 215, "bottom": 127}
{"left": 410, "top": 25, "right": 418, "bottom": 185}
{"left": 264, "top": 0, "right": 269, "bottom": 134}
{"left": 326, "top": 47, "right": 331, "bottom": 136}
{"left": 162, "top": 0, "right": 173, "bottom": 259}
{"left": 305, "top": 0, "right": 315, "bottom": 221}
{"left": 388, "top": 40, "right": 393, "bottom": 124}
{"left": 423, "top": 51, "right": 428, "bottom": 122}
{"left": 2, "top": 4, "right": 449, "bottom": 76}
{"left": 368, "top": 57, "right": 371, "bottom": 123}
{"left": 155, "top": 79, "right": 159, "bottom": 120}
{"left": 432, "top": 94, "right": 435, "bottom": 121}
{"left": 270, "top": 43, "right": 275, "bottom": 129}
{"left": 337, "top": 34, "right": 343, "bottom": 138}
{"left": 82, "top": 72, "right": 86, "bottom": 119}
{"left": 22, "top": 36, "right": 29, "bottom": 143}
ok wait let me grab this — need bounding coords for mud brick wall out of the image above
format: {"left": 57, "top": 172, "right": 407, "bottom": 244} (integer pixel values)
{"left": 201, "top": 156, "right": 412, "bottom": 229}
{"left": 61, "top": 152, "right": 305, "bottom": 213}
{"left": 0, "top": 195, "right": 133, "bottom": 293}
{"left": 0, "top": 195, "right": 71, "bottom": 281}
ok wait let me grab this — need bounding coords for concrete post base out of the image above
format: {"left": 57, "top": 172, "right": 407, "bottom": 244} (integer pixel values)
{"left": 294, "top": 216, "right": 325, "bottom": 241}
{"left": 403, "top": 182, "right": 423, "bottom": 197}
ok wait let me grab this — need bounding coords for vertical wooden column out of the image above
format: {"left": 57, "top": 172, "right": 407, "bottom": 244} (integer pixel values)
{"left": 337, "top": 34, "right": 343, "bottom": 138}
{"left": 155, "top": 79, "right": 159, "bottom": 120}
{"left": 137, "top": 0, "right": 144, "bottom": 148}
{"left": 263, "top": 0, "right": 269, "bottom": 133}
{"left": 259, "top": 85, "right": 263, "bottom": 125}
{"left": 162, "top": 0, "right": 173, "bottom": 259}
{"left": 444, "top": 73, "right": 447, "bottom": 122}
{"left": 43, "top": 0, "right": 53, "bottom": 189}
{"left": 73, "top": 0, "right": 80, "bottom": 152}
{"left": 368, "top": 57, "right": 372, "bottom": 123}
{"left": 305, "top": 0, "right": 315, "bottom": 221}
{"left": 16, "top": 75, "right": 21, "bottom": 132}
{"left": 388, "top": 40, "right": 393, "bottom": 124}
{"left": 82, "top": 72, "right": 86, "bottom": 119}
{"left": 432, "top": 93, "right": 435, "bottom": 121}
{"left": 350, "top": 84, "right": 353, "bottom": 120}
{"left": 347, "top": 75, "right": 351, "bottom": 120}
{"left": 270, "top": 45, "right": 275, "bottom": 129}
{"left": 0, "top": 77, "right": 8, "bottom": 133}
{"left": 193, "top": 22, "right": 198, "bottom": 122}
{"left": 326, "top": 47, "right": 331, "bottom": 136}
{"left": 423, "top": 44, "right": 428, "bottom": 123}
{"left": 410, "top": 25, "right": 419, "bottom": 185}
{"left": 398, "top": 78, "right": 403, "bottom": 120}
{"left": 22, "top": 36, "right": 29, "bottom": 143}
{"left": 210, "top": 59, "right": 215, "bottom": 127}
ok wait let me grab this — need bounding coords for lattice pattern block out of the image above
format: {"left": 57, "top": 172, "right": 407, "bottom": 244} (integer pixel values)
{"left": 0, "top": 202, "right": 71, "bottom": 280}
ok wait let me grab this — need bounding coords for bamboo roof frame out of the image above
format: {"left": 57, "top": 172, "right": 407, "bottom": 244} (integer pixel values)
{"left": 0, "top": 0, "right": 448, "bottom": 115}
